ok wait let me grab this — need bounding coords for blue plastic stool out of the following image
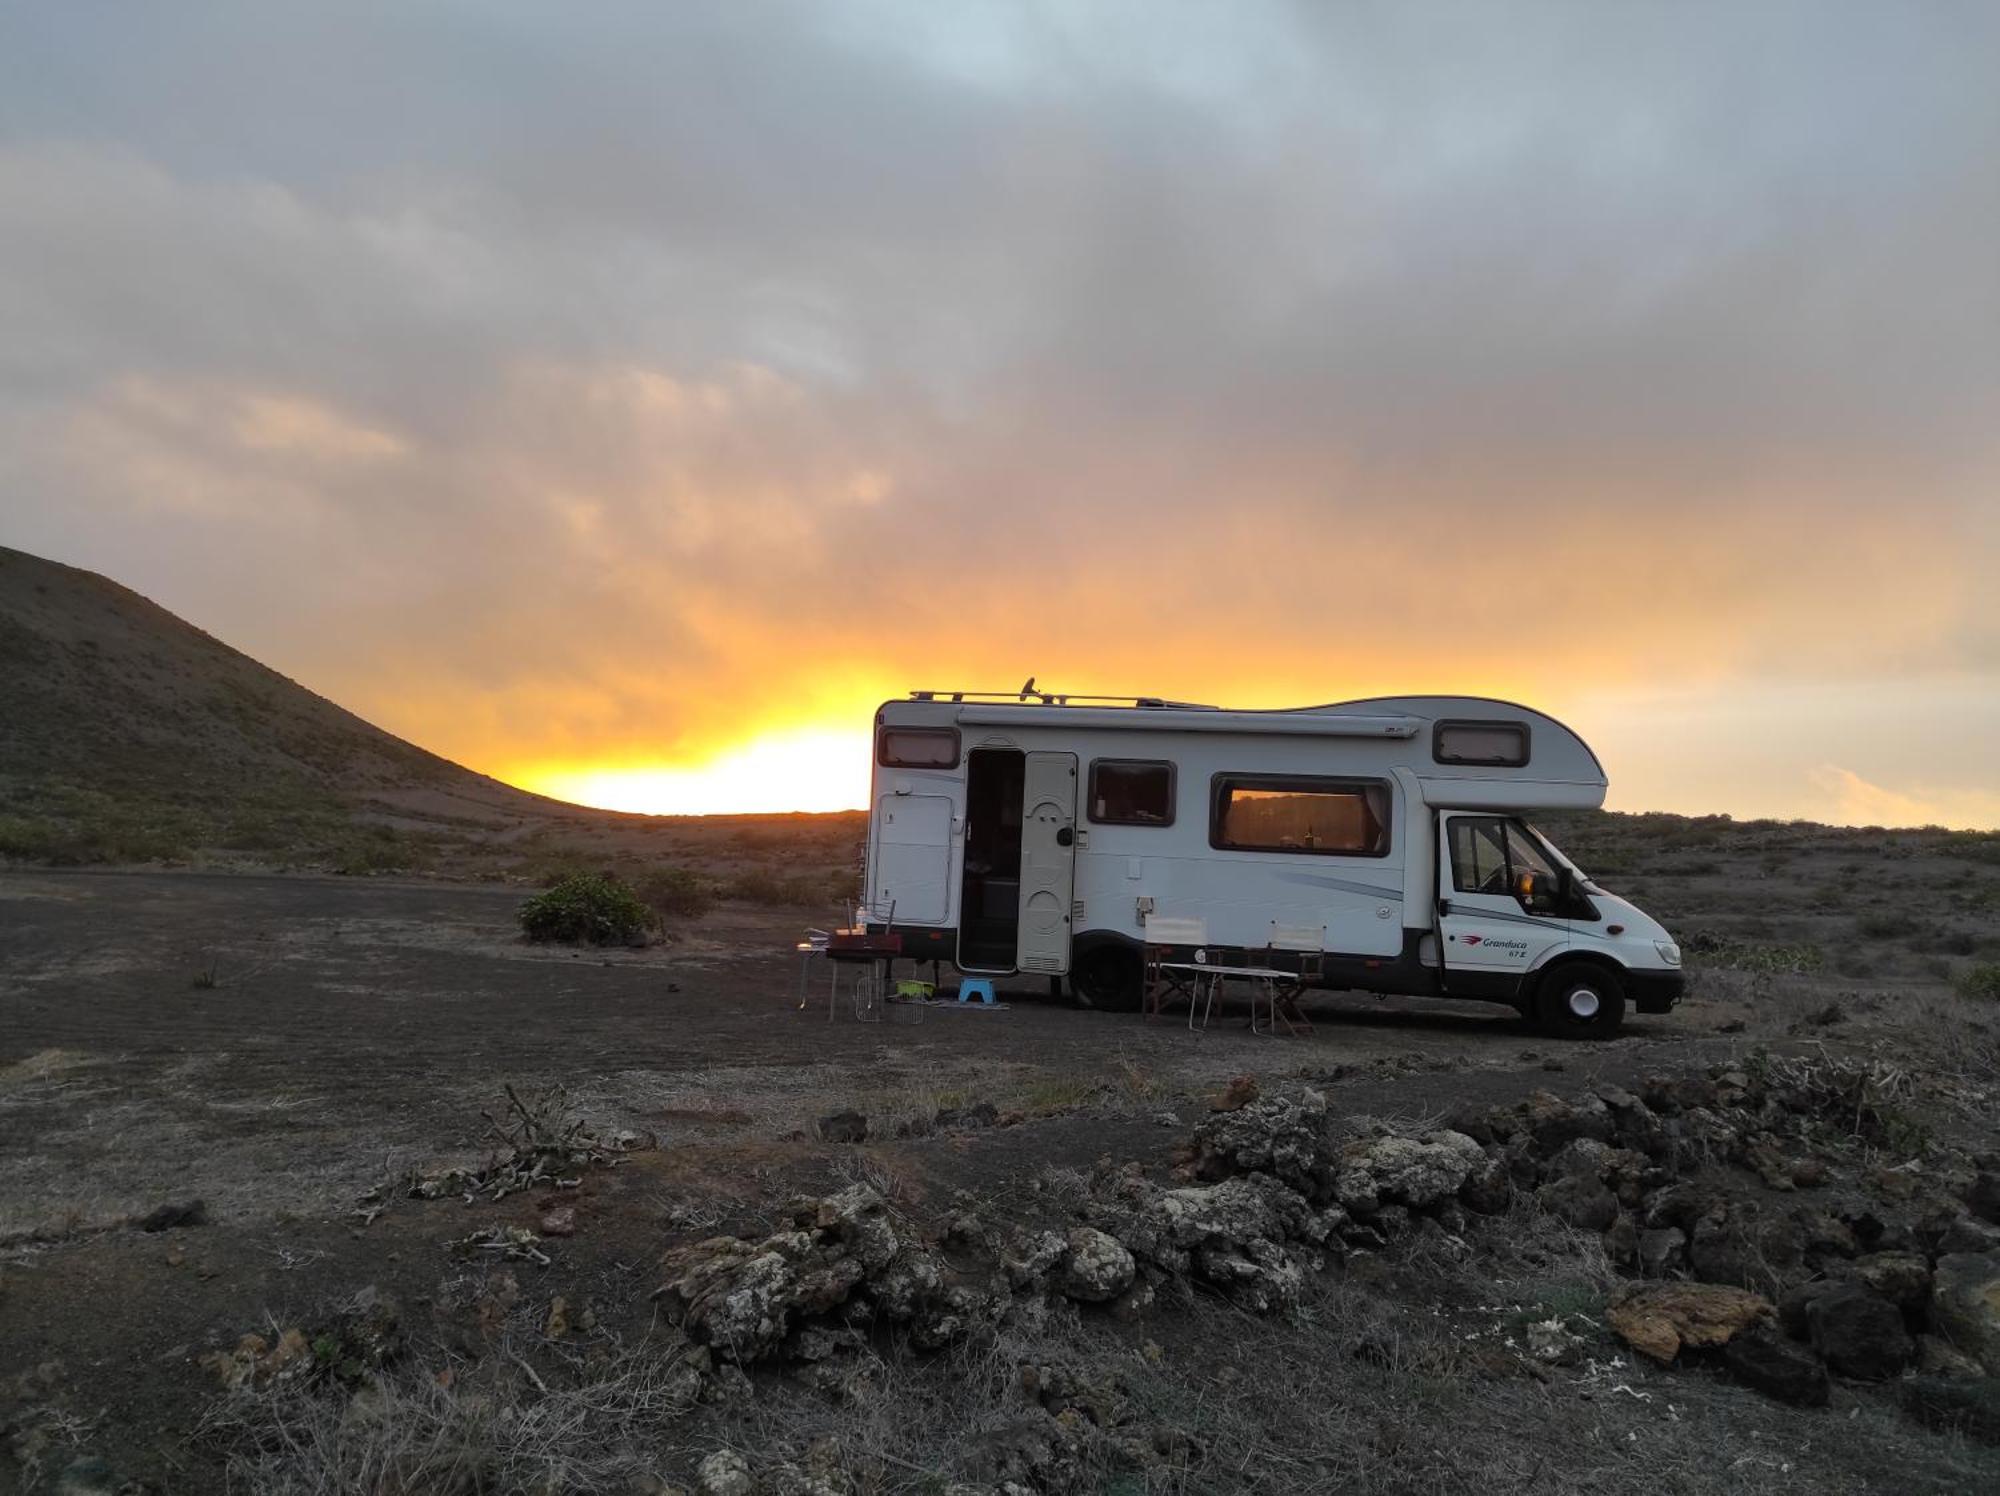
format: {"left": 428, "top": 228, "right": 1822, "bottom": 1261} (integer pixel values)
{"left": 955, "top": 978, "right": 996, "bottom": 1005}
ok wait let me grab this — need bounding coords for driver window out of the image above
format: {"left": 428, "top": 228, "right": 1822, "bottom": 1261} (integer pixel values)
{"left": 1503, "top": 824, "right": 1558, "bottom": 881}
{"left": 1449, "top": 818, "right": 1510, "bottom": 894}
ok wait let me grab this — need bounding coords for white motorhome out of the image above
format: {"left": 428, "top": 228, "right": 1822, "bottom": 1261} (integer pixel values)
{"left": 862, "top": 691, "right": 1683, "bottom": 1037}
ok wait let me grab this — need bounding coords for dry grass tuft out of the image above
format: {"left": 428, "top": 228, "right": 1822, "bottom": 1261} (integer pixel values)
{"left": 196, "top": 1325, "right": 700, "bottom": 1495}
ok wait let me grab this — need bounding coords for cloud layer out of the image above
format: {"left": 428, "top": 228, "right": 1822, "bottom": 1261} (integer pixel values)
{"left": 3, "top": 2, "right": 1996, "bottom": 821}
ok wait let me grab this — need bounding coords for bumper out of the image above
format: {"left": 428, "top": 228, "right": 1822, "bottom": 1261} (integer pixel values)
{"left": 1627, "top": 968, "right": 1686, "bottom": 1014}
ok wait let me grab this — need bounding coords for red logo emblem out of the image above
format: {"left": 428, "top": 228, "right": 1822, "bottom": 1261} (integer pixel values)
{"left": 1462, "top": 935, "right": 1483, "bottom": 946}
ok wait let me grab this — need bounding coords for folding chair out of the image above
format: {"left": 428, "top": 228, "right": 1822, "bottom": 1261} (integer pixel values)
{"left": 1254, "top": 921, "right": 1324, "bottom": 1037}
{"left": 1141, "top": 914, "right": 1208, "bottom": 1027}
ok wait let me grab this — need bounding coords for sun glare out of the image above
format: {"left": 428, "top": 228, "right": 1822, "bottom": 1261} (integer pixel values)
{"left": 518, "top": 725, "right": 872, "bottom": 816}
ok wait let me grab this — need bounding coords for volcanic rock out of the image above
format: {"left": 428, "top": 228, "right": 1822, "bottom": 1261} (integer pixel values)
{"left": 1806, "top": 1281, "right": 1915, "bottom": 1380}
{"left": 1537, "top": 1173, "right": 1619, "bottom": 1232}
{"left": 696, "top": 1450, "right": 755, "bottom": 1496}
{"left": 1844, "top": 1250, "right": 1932, "bottom": 1312}
{"left": 1721, "top": 1324, "right": 1830, "bottom": 1407}
{"left": 1916, "top": 1333, "right": 1985, "bottom": 1379}
{"left": 1639, "top": 1226, "right": 1688, "bottom": 1277}
{"left": 1058, "top": 1228, "right": 1135, "bottom": 1302}
{"left": 1182, "top": 1090, "right": 1335, "bottom": 1201}
{"left": 1336, "top": 1131, "right": 1486, "bottom": 1212}
{"left": 1606, "top": 1282, "right": 1771, "bottom": 1363}
{"left": 1932, "top": 1252, "right": 2000, "bottom": 1373}
{"left": 1458, "top": 1157, "right": 1513, "bottom": 1215}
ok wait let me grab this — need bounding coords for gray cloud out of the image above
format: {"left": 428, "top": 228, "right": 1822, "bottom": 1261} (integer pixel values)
{"left": 2, "top": 1, "right": 1997, "bottom": 811}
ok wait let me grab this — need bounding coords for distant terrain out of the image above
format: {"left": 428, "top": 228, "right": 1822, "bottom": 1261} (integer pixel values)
{"left": 0, "top": 545, "right": 859, "bottom": 898}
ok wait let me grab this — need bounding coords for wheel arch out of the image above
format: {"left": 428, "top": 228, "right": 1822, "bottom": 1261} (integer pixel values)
{"left": 1069, "top": 928, "right": 1144, "bottom": 1010}
{"left": 1531, "top": 948, "right": 1626, "bottom": 986}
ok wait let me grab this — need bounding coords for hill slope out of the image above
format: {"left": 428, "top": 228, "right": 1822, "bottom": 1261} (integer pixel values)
{"left": 0, "top": 545, "right": 565, "bottom": 867}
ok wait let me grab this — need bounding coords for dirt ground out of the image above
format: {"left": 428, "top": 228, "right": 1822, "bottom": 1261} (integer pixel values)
{"left": 3, "top": 864, "right": 1997, "bottom": 1494}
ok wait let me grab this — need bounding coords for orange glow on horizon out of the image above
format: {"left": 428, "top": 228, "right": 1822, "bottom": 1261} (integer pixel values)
{"left": 490, "top": 675, "right": 2000, "bottom": 831}
{"left": 513, "top": 724, "right": 874, "bottom": 816}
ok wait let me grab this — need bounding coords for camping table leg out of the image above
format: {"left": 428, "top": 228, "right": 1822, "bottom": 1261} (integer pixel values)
{"left": 1190, "top": 971, "right": 1217, "bottom": 1032}
{"left": 853, "top": 959, "right": 886, "bottom": 1023}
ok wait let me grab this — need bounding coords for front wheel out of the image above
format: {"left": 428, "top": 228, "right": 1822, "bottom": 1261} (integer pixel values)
{"left": 1534, "top": 961, "right": 1627, "bottom": 1039}
{"left": 1070, "top": 944, "right": 1143, "bottom": 1012}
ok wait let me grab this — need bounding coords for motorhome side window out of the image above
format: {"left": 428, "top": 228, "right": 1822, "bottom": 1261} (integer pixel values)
{"left": 1434, "top": 720, "right": 1530, "bottom": 767}
{"left": 1210, "top": 776, "right": 1391, "bottom": 857}
{"left": 1088, "top": 759, "right": 1175, "bottom": 826}
{"left": 876, "top": 727, "right": 960, "bottom": 768}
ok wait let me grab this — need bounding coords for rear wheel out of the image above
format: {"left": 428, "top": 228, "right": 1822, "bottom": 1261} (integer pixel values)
{"left": 1534, "top": 961, "right": 1627, "bottom": 1039}
{"left": 1070, "top": 944, "right": 1143, "bottom": 1012}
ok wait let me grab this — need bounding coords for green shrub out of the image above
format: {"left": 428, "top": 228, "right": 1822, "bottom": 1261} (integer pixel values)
{"left": 722, "top": 869, "right": 836, "bottom": 907}
{"left": 1957, "top": 963, "right": 2000, "bottom": 1002}
{"left": 1681, "top": 930, "right": 1824, "bottom": 974}
{"left": 0, "top": 814, "right": 61, "bottom": 861}
{"left": 633, "top": 866, "right": 714, "bottom": 919}
{"left": 518, "top": 873, "right": 655, "bottom": 944}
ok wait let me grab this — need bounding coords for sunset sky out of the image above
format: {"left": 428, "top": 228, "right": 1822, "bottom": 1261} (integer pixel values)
{"left": 4, "top": 3, "right": 1997, "bottom": 826}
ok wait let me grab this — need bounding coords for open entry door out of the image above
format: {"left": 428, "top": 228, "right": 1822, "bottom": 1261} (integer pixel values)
{"left": 1016, "top": 751, "right": 1078, "bottom": 974}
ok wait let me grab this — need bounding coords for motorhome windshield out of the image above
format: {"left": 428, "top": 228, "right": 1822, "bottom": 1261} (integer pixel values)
{"left": 1521, "top": 822, "right": 1597, "bottom": 888}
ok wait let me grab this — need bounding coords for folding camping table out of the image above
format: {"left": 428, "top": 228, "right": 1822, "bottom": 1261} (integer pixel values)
{"left": 1153, "top": 961, "right": 1313, "bottom": 1036}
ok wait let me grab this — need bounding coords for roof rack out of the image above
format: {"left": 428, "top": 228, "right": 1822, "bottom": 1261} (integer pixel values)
{"left": 908, "top": 689, "right": 1219, "bottom": 710}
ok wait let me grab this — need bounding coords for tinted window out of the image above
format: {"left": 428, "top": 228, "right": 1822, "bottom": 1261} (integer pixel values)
{"left": 1451, "top": 818, "right": 1561, "bottom": 895}
{"left": 1211, "top": 776, "right": 1391, "bottom": 856}
{"left": 877, "top": 727, "right": 960, "bottom": 768}
{"left": 1088, "top": 759, "right": 1176, "bottom": 826}
{"left": 1450, "top": 817, "right": 1511, "bottom": 894}
{"left": 1435, "top": 720, "right": 1530, "bottom": 767}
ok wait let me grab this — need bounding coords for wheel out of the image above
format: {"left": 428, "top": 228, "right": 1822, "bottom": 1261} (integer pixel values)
{"left": 1070, "top": 944, "right": 1143, "bottom": 1012}
{"left": 1534, "top": 961, "right": 1626, "bottom": 1039}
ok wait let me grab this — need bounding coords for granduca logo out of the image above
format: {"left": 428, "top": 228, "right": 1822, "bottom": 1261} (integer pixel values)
{"left": 1463, "top": 935, "right": 1530, "bottom": 951}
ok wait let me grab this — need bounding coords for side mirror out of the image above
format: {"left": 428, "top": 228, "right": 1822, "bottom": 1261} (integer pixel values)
{"left": 1516, "top": 869, "right": 1567, "bottom": 911}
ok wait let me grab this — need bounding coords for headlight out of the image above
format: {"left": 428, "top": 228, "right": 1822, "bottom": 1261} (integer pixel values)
{"left": 1654, "top": 941, "right": 1681, "bottom": 967}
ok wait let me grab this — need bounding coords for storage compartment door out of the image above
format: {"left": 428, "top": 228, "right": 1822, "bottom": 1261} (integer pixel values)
{"left": 1016, "top": 751, "right": 1078, "bottom": 974}
{"left": 874, "top": 793, "right": 953, "bottom": 924}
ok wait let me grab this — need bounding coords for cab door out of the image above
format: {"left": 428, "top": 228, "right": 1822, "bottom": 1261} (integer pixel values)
{"left": 1015, "top": 751, "right": 1078, "bottom": 975}
{"left": 1435, "top": 814, "right": 1568, "bottom": 997}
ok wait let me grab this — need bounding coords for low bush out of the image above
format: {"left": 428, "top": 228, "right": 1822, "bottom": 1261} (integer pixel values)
{"left": 1681, "top": 930, "right": 1823, "bottom": 974}
{"left": 632, "top": 866, "right": 714, "bottom": 920}
{"left": 326, "top": 827, "right": 425, "bottom": 876}
{"left": 722, "top": 869, "right": 844, "bottom": 907}
{"left": 0, "top": 814, "right": 61, "bottom": 861}
{"left": 1957, "top": 963, "right": 2000, "bottom": 1002}
{"left": 518, "top": 873, "right": 655, "bottom": 945}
